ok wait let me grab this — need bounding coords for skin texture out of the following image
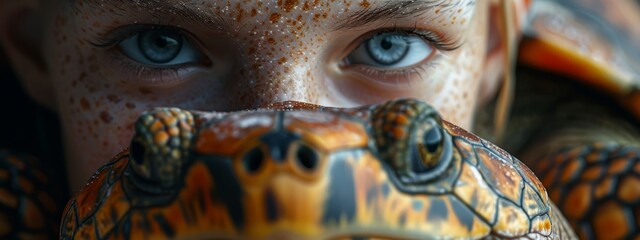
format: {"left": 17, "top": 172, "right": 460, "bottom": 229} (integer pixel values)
{"left": 1, "top": 0, "right": 506, "bottom": 189}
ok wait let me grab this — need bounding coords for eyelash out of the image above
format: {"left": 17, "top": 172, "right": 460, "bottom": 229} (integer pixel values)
{"left": 92, "top": 24, "right": 459, "bottom": 87}
{"left": 92, "top": 24, "right": 207, "bottom": 86}
{"left": 346, "top": 59, "right": 441, "bottom": 87}
{"left": 93, "top": 25, "right": 178, "bottom": 48}
{"left": 368, "top": 26, "right": 463, "bottom": 51}
{"left": 341, "top": 27, "right": 459, "bottom": 86}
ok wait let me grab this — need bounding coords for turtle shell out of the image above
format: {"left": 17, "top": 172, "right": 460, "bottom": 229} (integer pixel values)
{"left": 60, "top": 99, "right": 575, "bottom": 239}
{"left": 518, "top": 0, "right": 640, "bottom": 120}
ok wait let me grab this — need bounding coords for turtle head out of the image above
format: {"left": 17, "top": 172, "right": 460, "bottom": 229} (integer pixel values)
{"left": 61, "top": 99, "right": 564, "bottom": 239}
{"left": 127, "top": 108, "right": 197, "bottom": 200}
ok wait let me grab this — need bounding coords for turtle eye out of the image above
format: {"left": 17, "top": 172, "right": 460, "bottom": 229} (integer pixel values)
{"left": 412, "top": 120, "right": 445, "bottom": 172}
{"left": 423, "top": 126, "right": 442, "bottom": 153}
{"left": 127, "top": 108, "right": 195, "bottom": 194}
{"left": 372, "top": 99, "right": 453, "bottom": 185}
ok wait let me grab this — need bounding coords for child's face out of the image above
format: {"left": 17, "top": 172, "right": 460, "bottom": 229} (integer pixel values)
{"left": 31, "top": 0, "right": 491, "bottom": 188}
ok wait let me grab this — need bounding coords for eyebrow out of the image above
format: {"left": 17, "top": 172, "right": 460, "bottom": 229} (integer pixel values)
{"left": 72, "top": 0, "right": 470, "bottom": 30}
{"left": 334, "top": 0, "right": 472, "bottom": 30}
{"left": 70, "top": 0, "right": 227, "bottom": 28}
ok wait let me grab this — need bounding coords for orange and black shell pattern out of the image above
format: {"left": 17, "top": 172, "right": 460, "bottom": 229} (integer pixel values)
{"left": 0, "top": 151, "right": 62, "bottom": 239}
{"left": 531, "top": 143, "right": 640, "bottom": 239}
{"left": 60, "top": 99, "right": 574, "bottom": 239}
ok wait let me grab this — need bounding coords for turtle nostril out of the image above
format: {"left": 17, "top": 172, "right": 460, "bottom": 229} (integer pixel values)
{"left": 130, "top": 140, "right": 146, "bottom": 165}
{"left": 296, "top": 145, "right": 318, "bottom": 171}
{"left": 243, "top": 148, "right": 265, "bottom": 174}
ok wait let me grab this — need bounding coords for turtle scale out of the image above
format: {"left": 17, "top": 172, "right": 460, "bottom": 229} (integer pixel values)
{"left": 518, "top": 0, "right": 640, "bottom": 121}
{"left": 0, "top": 151, "right": 63, "bottom": 240}
{"left": 60, "top": 99, "right": 576, "bottom": 239}
{"left": 484, "top": 1, "right": 640, "bottom": 239}
{"left": 530, "top": 144, "right": 640, "bottom": 239}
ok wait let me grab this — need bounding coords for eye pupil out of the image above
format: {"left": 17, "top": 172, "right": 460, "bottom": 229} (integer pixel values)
{"left": 155, "top": 37, "right": 171, "bottom": 48}
{"left": 381, "top": 39, "right": 393, "bottom": 50}
{"left": 138, "top": 29, "right": 183, "bottom": 64}
{"left": 424, "top": 128, "right": 442, "bottom": 153}
{"left": 366, "top": 33, "right": 410, "bottom": 65}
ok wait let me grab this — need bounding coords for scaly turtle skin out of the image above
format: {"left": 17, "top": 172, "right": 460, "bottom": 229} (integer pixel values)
{"left": 0, "top": 151, "right": 62, "bottom": 239}
{"left": 491, "top": 0, "right": 640, "bottom": 239}
{"left": 502, "top": 65, "right": 640, "bottom": 240}
{"left": 60, "top": 99, "right": 575, "bottom": 239}
{"left": 518, "top": 0, "right": 640, "bottom": 120}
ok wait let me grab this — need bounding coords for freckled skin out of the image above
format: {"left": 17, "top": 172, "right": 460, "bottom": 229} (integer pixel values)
{"left": 38, "top": 0, "right": 489, "bottom": 189}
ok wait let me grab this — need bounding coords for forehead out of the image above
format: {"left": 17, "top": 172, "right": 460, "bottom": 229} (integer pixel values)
{"left": 70, "top": 0, "right": 478, "bottom": 29}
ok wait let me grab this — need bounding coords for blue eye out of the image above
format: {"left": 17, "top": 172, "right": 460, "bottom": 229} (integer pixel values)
{"left": 347, "top": 32, "right": 434, "bottom": 69}
{"left": 118, "top": 29, "right": 201, "bottom": 66}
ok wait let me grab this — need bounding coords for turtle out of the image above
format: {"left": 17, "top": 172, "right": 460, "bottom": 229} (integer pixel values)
{"left": 0, "top": 0, "right": 637, "bottom": 239}
{"left": 0, "top": 151, "right": 62, "bottom": 239}
{"left": 474, "top": 0, "right": 640, "bottom": 239}
{"left": 59, "top": 99, "right": 576, "bottom": 239}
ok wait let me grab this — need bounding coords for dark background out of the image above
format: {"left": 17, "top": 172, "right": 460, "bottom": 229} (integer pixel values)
{"left": 0, "top": 48, "right": 68, "bottom": 196}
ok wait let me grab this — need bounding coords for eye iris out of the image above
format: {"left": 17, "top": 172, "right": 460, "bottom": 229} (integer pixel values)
{"left": 138, "top": 29, "right": 183, "bottom": 64}
{"left": 366, "top": 33, "right": 410, "bottom": 65}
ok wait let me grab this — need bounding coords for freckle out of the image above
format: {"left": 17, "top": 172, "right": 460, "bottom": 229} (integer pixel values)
{"left": 69, "top": 97, "right": 75, "bottom": 104}
{"left": 100, "top": 111, "right": 113, "bottom": 123}
{"left": 139, "top": 87, "right": 152, "bottom": 95}
{"left": 360, "top": 0, "right": 370, "bottom": 7}
{"left": 269, "top": 13, "right": 281, "bottom": 23}
{"left": 235, "top": 4, "right": 244, "bottom": 22}
{"left": 126, "top": 102, "right": 136, "bottom": 109}
{"left": 251, "top": 8, "right": 257, "bottom": 17}
{"left": 107, "top": 94, "right": 122, "bottom": 103}
{"left": 281, "top": 0, "right": 299, "bottom": 12}
{"left": 80, "top": 98, "right": 91, "bottom": 110}
{"left": 64, "top": 55, "right": 71, "bottom": 63}
{"left": 267, "top": 38, "right": 276, "bottom": 45}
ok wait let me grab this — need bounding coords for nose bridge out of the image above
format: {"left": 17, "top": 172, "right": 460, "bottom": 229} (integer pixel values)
{"left": 229, "top": 21, "right": 327, "bottom": 109}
